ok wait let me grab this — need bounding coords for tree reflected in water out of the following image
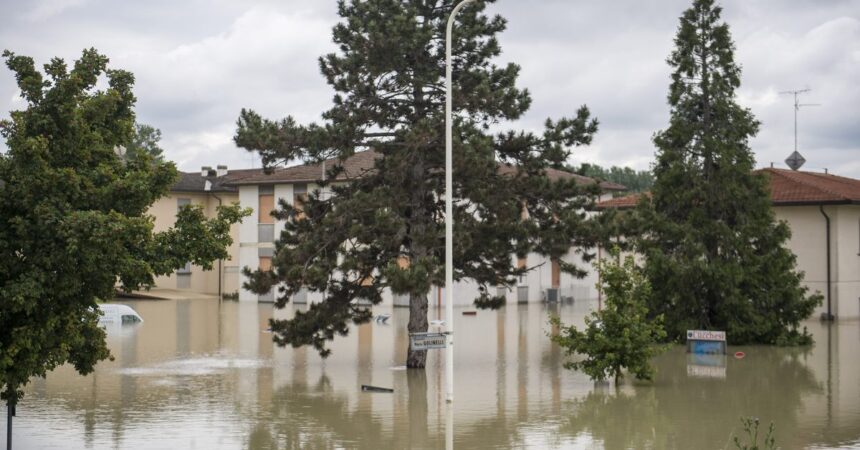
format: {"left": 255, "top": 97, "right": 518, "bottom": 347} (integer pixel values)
{"left": 559, "top": 347, "right": 821, "bottom": 449}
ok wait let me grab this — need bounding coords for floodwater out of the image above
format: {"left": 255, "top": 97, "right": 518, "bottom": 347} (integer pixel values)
{"left": 4, "top": 298, "right": 860, "bottom": 449}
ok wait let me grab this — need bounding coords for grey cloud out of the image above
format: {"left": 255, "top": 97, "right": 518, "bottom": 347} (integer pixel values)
{"left": 0, "top": 0, "right": 857, "bottom": 177}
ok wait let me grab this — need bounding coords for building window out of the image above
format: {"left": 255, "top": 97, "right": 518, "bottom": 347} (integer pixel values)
{"left": 177, "top": 262, "right": 192, "bottom": 289}
{"left": 177, "top": 198, "right": 191, "bottom": 214}
{"left": 517, "top": 256, "right": 527, "bottom": 284}
{"left": 259, "top": 256, "right": 272, "bottom": 272}
{"left": 294, "top": 183, "right": 308, "bottom": 221}
{"left": 258, "top": 185, "right": 275, "bottom": 224}
{"left": 259, "top": 247, "right": 274, "bottom": 271}
{"left": 258, "top": 252, "right": 275, "bottom": 302}
{"left": 177, "top": 262, "right": 192, "bottom": 274}
{"left": 258, "top": 224, "right": 274, "bottom": 242}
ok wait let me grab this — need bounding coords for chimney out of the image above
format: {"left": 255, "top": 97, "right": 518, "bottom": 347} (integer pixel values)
{"left": 216, "top": 165, "right": 228, "bottom": 177}
{"left": 201, "top": 166, "right": 213, "bottom": 177}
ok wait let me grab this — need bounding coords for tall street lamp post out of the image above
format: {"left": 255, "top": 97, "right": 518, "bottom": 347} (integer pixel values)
{"left": 445, "top": 0, "right": 475, "bottom": 406}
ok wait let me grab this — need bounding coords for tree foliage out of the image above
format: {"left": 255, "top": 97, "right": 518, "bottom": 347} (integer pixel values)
{"left": 551, "top": 249, "right": 667, "bottom": 384}
{"left": 633, "top": 0, "right": 820, "bottom": 345}
{"left": 0, "top": 48, "right": 249, "bottom": 406}
{"left": 235, "top": 0, "right": 600, "bottom": 367}
{"left": 124, "top": 122, "right": 164, "bottom": 162}
{"left": 574, "top": 163, "right": 653, "bottom": 193}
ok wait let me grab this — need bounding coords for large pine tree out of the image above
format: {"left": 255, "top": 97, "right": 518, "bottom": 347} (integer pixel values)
{"left": 235, "top": 0, "right": 600, "bottom": 367}
{"left": 638, "top": 0, "right": 820, "bottom": 344}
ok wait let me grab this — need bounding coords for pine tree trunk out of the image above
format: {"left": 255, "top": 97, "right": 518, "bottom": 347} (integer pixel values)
{"left": 406, "top": 291, "right": 429, "bottom": 368}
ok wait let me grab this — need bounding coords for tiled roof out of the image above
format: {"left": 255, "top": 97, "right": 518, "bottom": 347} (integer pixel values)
{"left": 596, "top": 192, "right": 648, "bottom": 209}
{"left": 758, "top": 168, "right": 860, "bottom": 205}
{"left": 226, "top": 150, "right": 381, "bottom": 185}
{"left": 225, "top": 150, "right": 627, "bottom": 191}
{"left": 496, "top": 164, "right": 627, "bottom": 191}
{"left": 596, "top": 168, "right": 860, "bottom": 209}
{"left": 171, "top": 168, "right": 261, "bottom": 193}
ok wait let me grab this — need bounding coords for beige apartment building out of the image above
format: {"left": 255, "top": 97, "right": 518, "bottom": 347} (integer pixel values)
{"left": 223, "top": 150, "right": 626, "bottom": 305}
{"left": 144, "top": 165, "right": 253, "bottom": 298}
{"left": 598, "top": 168, "right": 860, "bottom": 320}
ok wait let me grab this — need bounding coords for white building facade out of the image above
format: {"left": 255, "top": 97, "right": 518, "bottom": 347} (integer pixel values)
{"left": 227, "top": 151, "right": 623, "bottom": 306}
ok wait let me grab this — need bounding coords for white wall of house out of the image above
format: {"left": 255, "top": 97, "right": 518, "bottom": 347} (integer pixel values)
{"left": 238, "top": 185, "right": 259, "bottom": 302}
{"left": 834, "top": 205, "right": 860, "bottom": 320}
{"left": 236, "top": 180, "right": 607, "bottom": 307}
{"left": 776, "top": 204, "right": 860, "bottom": 320}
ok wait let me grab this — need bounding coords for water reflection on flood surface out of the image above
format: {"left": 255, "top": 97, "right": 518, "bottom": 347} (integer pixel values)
{"left": 4, "top": 298, "right": 860, "bottom": 449}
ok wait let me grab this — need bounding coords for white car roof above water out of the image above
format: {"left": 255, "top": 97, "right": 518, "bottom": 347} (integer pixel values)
{"left": 98, "top": 304, "right": 144, "bottom": 322}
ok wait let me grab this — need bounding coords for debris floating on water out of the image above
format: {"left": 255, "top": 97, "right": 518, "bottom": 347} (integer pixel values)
{"left": 734, "top": 351, "right": 746, "bottom": 359}
{"left": 462, "top": 311, "right": 477, "bottom": 316}
{"left": 375, "top": 314, "right": 391, "bottom": 324}
{"left": 361, "top": 385, "right": 394, "bottom": 393}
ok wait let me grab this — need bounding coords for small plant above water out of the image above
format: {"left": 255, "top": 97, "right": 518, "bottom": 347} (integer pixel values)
{"left": 733, "top": 417, "right": 776, "bottom": 450}
{"left": 551, "top": 248, "right": 667, "bottom": 384}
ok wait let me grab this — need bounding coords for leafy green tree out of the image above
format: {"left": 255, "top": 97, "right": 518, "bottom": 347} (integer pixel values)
{"left": 551, "top": 249, "right": 667, "bottom": 384}
{"left": 124, "top": 123, "right": 164, "bottom": 162}
{"left": 0, "top": 48, "right": 249, "bottom": 427}
{"left": 635, "top": 0, "right": 820, "bottom": 344}
{"left": 574, "top": 163, "right": 653, "bottom": 193}
{"left": 235, "top": 0, "right": 600, "bottom": 367}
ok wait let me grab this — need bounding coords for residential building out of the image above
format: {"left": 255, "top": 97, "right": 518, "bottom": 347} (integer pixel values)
{"left": 597, "top": 168, "right": 860, "bottom": 320}
{"left": 145, "top": 165, "right": 252, "bottom": 298}
{"left": 225, "top": 150, "right": 626, "bottom": 305}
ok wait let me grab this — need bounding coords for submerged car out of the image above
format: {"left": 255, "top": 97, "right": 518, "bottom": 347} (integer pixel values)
{"left": 98, "top": 304, "right": 144, "bottom": 325}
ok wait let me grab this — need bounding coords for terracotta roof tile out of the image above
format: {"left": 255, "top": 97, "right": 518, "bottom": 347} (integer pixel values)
{"left": 596, "top": 168, "right": 860, "bottom": 209}
{"left": 227, "top": 150, "right": 381, "bottom": 185}
{"left": 758, "top": 168, "right": 860, "bottom": 205}
{"left": 596, "top": 192, "right": 649, "bottom": 209}
{"left": 224, "top": 150, "right": 625, "bottom": 191}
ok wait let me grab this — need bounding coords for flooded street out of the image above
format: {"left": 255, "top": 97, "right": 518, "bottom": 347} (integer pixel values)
{"left": 5, "top": 298, "right": 860, "bottom": 449}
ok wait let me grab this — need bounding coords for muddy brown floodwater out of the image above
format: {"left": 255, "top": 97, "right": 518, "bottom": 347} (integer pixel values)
{"left": 4, "top": 298, "right": 860, "bottom": 449}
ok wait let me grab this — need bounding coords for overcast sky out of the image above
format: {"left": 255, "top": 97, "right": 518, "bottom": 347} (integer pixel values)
{"left": 1, "top": 0, "right": 858, "bottom": 177}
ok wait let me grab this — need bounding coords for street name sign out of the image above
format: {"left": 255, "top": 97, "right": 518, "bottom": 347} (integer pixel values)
{"left": 410, "top": 332, "right": 447, "bottom": 351}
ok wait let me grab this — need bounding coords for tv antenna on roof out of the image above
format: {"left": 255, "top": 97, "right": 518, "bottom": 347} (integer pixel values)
{"left": 779, "top": 88, "right": 820, "bottom": 170}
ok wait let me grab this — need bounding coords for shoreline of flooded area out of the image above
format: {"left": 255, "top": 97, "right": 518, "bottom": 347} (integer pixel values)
{"left": 5, "top": 298, "right": 860, "bottom": 449}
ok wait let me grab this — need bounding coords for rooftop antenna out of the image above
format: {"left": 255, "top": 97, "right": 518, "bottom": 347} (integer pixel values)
{"left": 779, "top": 88, "right": 820, "bottom": 170}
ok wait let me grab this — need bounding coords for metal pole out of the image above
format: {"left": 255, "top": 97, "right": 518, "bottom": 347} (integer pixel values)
{"left": 6, "top": 402, "right": 11, "bottom": 450}
{"left": 445, "top": 0, "right": 475, "bottom": 405}
{"left": 794, "top": 93, "right": 798, "bottom": 152}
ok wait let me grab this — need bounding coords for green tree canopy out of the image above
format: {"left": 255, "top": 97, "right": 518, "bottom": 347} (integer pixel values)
{"left": 124, "top": 122, "right": 164, "bottom": 162}
{"left": 574, "top": 163, "right": 653, "bottom": 193}
{"left": 235, "top": 0, "right": 601, "bottom": 367}
{"left": 552, "top": 249, "right": 667, "bottom": 384}
{"left": 634, "top": 0, "right": 820, "bottom": 344}
{"left": 0, "top": 48, "right": 249, "bottom": 409}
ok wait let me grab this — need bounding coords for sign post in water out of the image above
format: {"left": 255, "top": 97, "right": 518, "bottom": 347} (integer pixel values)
{"left": 410, "top": 332, "right": 448, "bottom": 351}
{"left": 686, "top": 330, "right": 727, "bottom": 354}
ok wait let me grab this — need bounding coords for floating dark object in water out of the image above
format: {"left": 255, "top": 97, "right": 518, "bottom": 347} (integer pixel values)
{"left": 361, "top": 385, "right": 393, "bottom": 393}
{"left": 462, "top": 311, "right": 477, "bottom": 316}
{"left": 375, "top": 314, "right": 391, "bottom": 324}
{"left": 734, "top": 351, "right": 746, "bottom": 359}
